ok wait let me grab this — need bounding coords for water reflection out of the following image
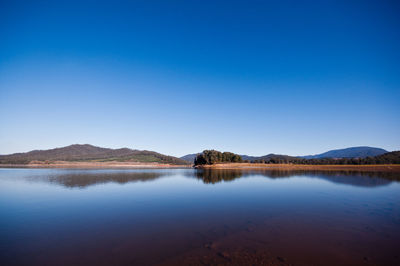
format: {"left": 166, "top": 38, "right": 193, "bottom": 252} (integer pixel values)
{"left": 194, "top": 169, "right": 400, "bottom": 187}
{"left": 14, "top": 168, "right": 400, "bottom": 188}
{"left": 38, "top": 171, "right": 165, "bottom": 188}
{"left": 1, "top": 168, "right": 399, "bottom": 266}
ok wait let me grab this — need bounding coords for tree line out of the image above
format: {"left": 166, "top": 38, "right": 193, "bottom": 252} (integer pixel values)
{"left": 194, "top": 150, "right": 400, "bottom": 165}
{"left": 251, "top": 151, "right": 400, "bottom": 165}
{"left": 194, "top": 150, "right": 242, "bottom": 165}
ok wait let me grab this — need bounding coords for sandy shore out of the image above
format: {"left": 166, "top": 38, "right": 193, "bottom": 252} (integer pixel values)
{"left": 0, "top": 161, "right": 192, "bottom": 169}
{"left": 196, "top": 163, "right": 400, "bottom": 172}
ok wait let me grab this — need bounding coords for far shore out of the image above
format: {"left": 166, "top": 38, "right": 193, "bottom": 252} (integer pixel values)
{"left": 1, "top": 162, "right": 400, "bottom": 172}
{"left": 195, "top": 163, "right": 400, "bottom": 172}
{"left": 0, "top": 161, "right": 192, "bottom": 169}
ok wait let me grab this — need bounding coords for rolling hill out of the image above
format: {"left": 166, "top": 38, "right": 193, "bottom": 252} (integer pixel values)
{"left": 0, "top": 144, "right": 190, "bottom": 165}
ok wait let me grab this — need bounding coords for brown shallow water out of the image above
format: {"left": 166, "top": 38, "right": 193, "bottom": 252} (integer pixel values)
{"left": 0, "top": 168, "right": 399, "bottom": 265}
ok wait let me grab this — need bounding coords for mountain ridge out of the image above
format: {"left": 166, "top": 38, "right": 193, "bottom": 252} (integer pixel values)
{"left": 0, "top": 144, "right": 190, "bottom": 165}
{"left": 301, "top": 146, "right": 388, "bottom": 159}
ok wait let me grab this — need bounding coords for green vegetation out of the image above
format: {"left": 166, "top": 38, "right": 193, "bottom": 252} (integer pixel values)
{"left": 194, "top": 150, "right": 242, "bottom": 165}
{"left": 251, "top": 151, "right": 400, "bottom": 165}
{"left": 193, "top": 150, "right": 400, "bottom": 166}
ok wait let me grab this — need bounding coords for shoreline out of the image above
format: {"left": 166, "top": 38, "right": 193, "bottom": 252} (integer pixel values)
{"left": 0, "top": 161, "right": 192, "bottom": 169}
{"left": 1, "top": 162, "right": 400, "bottom": 172}
{"left": 195, "top": 163, "right": 400, "bottom": 172}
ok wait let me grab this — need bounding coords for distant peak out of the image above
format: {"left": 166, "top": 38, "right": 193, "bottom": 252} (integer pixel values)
{"left": 302, "top": 146, "right": 388, "bottom": 159}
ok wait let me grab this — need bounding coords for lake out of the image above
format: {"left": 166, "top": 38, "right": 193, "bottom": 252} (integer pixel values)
{"left": 0, "top": 168, "right": 399, "bottom": 265}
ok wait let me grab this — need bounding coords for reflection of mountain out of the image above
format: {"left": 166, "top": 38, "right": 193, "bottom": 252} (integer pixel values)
{"left": 23, "top": 169, "right": 400, "bottom": 188}
{"left": 293, "top": 171, "right": 396, "bottom": 187}
{"left": 31, "top": 171, "right": 166, "bottom": 188}
{"left": 193, "top": 169, "right": 400, "bottom": 187}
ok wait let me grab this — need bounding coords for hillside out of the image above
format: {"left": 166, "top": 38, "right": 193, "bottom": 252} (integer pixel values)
{"left": 302, "top": 146, "right": 388, "bottom": 159}
{"left": 0, "top": 144, "right": 190, "bottom": 165}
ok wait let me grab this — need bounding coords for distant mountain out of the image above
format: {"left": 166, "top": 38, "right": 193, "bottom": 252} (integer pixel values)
{"left": 302, "top": 146, "right": 388, "bottom": 159}
{"left": 0, "top": 144, "right": 190, "bottom": 165}
{"left": 180, "top": 153, "right": 199, "bottom": 163}
{"left": 184, "top": 146, "right": 389, "bottom": 163}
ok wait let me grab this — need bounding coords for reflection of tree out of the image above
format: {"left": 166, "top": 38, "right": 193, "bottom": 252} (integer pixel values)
{"left": 195, "top": 169, "right": 244, "bottom": 184}
{"left": 193, "top": 169, "right": 400, "bottom": 187}
{"left": 37, "top": 171, "right": 165, "bottom": 188}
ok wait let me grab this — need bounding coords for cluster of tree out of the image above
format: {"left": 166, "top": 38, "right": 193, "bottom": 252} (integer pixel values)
{"left": 194, "top": 150, "right": 243, "bottom": 165}
{"left": 250, "top": 151, "right": 400, "bottom": 165}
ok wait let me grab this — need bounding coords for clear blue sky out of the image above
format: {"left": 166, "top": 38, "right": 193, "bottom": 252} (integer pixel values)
{"left": 0, "top": 0, "right": 399, "bottom": 157}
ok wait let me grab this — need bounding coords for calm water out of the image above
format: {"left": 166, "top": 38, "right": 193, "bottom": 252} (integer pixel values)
{"left": 0, "top": 168, "right": 399, "bottom": 266}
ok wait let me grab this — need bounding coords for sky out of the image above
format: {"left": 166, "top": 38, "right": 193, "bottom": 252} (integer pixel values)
{"left": 0, "top": 0, "right": 399, "bottom": 157}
